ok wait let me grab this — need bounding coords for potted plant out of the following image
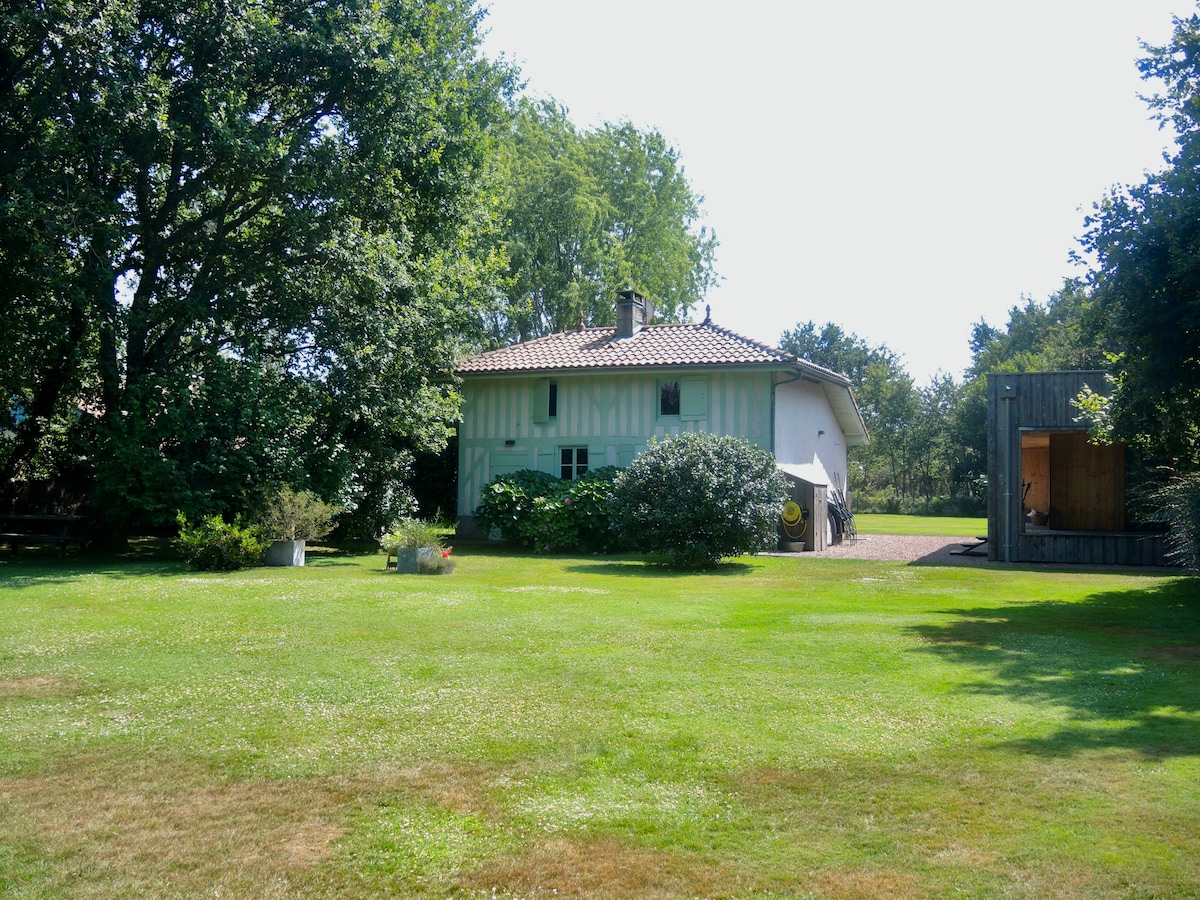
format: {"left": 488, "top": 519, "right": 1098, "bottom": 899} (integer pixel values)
{"left": 378, "top": 518, "right": 446, "bottom": 573}
{"left": 259, "top": 486, "right": 340, "bottom": 567}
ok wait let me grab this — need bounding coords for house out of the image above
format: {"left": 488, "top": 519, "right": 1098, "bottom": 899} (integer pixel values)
{"left": 455, "top": 290, "right": 868, "bottom": 547}
{"left": 986, "top": 370, "right": 1165, "bottom": 565}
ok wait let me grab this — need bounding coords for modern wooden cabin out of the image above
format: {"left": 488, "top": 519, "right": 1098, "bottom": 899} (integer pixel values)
{"left": 986, "top": 371, "right": 1165, "bottom": 565}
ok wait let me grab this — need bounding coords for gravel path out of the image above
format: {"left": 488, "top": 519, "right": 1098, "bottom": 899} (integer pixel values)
{"left": 773, "top": 532, "right": 988, "bottom": 564}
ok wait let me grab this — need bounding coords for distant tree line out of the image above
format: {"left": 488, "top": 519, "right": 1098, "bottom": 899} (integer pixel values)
{"left": 782, "top": 279, "right": 1109, "bottom": 515}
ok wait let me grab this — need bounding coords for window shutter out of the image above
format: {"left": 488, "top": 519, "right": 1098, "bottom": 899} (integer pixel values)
{"left": 680, "top": 376, "right": 709, "bottom": 420}
{"left": 531, "top": 378, "right": 550, "bottom": 425}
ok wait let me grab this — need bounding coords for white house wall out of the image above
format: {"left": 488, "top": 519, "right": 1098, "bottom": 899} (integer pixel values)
{"left": 457, "top": 370, "right": 774, "bottom": 516}
{"left": 772, "top": 377, "right": 847, "bottom": 492}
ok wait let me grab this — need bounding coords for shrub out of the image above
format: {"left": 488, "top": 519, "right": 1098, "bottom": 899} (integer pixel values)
{"left": 475, "top": 466, "right": 623, "bottom": 553}
{"left": 610, "top": 433, "right": 789, "bottom": 568}
{"left": 378, "top": 517, "right": 444, "bottom": 551}
{"left": 175, "top": 513, "right": 267, "bottom": 571}
{"left": 257, "top": 486, "right": 340, "bottom": 542}
{"left": 1141, "top": 473, "right": 1200, "bottom": 570}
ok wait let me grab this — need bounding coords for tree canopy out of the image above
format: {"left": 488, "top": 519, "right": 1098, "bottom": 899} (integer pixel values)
{"left": 1, "top": 0, "right": 511, "bottom": 531}
{"left": 1081, "top": 10, "right": 1200, "bottom": 468}
{"left": 489, "top": 98, "right": 718, "bottom": 342}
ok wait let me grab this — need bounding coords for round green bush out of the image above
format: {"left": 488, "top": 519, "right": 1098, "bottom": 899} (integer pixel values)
{"left": 610, "top": 432, "right": 789, "bottom": 568}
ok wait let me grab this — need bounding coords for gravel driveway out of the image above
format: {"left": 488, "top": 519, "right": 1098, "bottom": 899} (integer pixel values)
{"left": 773, "top": 532, "right": 988, "bottom": 565}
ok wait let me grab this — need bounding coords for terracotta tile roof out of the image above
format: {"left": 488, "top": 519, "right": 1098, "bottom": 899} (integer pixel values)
{"left": 456, "top": 322, "right": 850, "bottom": 385}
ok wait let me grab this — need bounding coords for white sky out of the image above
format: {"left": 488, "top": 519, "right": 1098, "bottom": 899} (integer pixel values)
{"left": 479, "top": 1, "right": 1193, "bottom": 384}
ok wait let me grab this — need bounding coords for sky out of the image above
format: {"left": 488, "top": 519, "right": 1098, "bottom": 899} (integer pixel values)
{"left": 479, "top": 1, "right": 1194, "bottom": 384}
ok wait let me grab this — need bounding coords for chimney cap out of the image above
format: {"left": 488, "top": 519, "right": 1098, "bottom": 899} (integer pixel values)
{"left": 616, "top": 286, "right": 643, "bottom": 302}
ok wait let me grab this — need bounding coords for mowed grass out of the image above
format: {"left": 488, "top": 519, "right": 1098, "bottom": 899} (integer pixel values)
{"left": 853, "top": 513, "right": 987, "bottom": 537}
{"left": 1, "top": 546, "right": 1197, "bottom": 898}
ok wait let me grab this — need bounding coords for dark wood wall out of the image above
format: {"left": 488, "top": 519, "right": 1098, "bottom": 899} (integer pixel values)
{"left": 986, "top": 371, "right": 1164, "bottom": 566}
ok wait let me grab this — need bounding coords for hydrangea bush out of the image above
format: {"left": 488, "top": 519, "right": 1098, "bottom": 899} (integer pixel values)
{"left": 475, "top": 466, "right": 623, "bottom": 553}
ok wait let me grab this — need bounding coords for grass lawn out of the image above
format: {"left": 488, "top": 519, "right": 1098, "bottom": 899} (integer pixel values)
{"left": 1, "top": 546, "right": 1197, "bottom": 898}
{"left": 853, "top": 513, "right": 987, "bottom": 537}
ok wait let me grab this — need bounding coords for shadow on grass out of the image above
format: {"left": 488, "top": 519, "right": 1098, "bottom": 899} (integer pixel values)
{"left": 564, "top": 560, "right": 756, "bottom": 578}
{"left": 911, "top": 576, "right": 1200, "bottom": 757}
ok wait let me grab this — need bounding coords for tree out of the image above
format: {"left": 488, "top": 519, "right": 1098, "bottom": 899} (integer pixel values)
{"left": 1080, "top": 12, "right": 1200, "bottom": 467}
{"left": 779, "top": 321, "right": 902, "bottom": 388}
{"left": 965, "top": 281, "right": 1108, "bottom": 381}
{"left": 1, "top": 0, "right": 511, "bottom": 530}
{"left": 489, "top": 98, "right": 718, "bottom": 342}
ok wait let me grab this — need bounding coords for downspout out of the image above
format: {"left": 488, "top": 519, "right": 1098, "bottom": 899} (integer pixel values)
{"left": 1000, "top": 387, "right": 1016, "bottom": 563}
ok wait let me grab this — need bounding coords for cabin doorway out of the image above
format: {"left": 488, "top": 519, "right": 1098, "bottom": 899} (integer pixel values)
{"left": 1021, "top": 430, "right": 1126, "bottom": 532}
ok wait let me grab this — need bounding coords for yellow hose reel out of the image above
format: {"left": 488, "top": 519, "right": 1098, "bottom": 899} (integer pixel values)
{"left": 780, "top": 500, "right": 808, "bottom": 540}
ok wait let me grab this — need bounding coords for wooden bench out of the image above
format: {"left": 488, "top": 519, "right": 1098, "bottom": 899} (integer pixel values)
{"left": 0, "top": 514, "right": 91, "bottom": 558}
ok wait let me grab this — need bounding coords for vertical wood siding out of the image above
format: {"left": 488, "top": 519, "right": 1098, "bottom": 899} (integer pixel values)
{"left": 986, "top": 371, "right": 1164, "bottom": 565}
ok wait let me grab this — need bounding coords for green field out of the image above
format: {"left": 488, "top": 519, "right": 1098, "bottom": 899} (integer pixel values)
{"left": 852, "top": 513, "right": 987, "bottom": 537}
{"left": 1, "top": 547, "right": 1197, "bottom": 898}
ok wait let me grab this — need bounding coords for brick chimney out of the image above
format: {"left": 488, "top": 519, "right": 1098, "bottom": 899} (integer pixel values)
{"left": 614, "top": 288, "right": 651, "bottom": 339}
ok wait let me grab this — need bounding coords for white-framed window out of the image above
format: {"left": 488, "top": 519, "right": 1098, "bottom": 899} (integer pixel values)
{"left": 560, "top": 446, "right": 588, "bottom": 480}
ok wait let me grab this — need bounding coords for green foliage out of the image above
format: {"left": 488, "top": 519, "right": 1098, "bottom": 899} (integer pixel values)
{"left": 0, "top": 0, "right": 513, "bottom": 531}
{"left": 475, "top": 466, "right": 623, "bottom": 553}
{"left": 490, "top": 98, "right": 718, "bottom": 342}
{"left": 781, "top": 321, "right": 982, "bottom": 509}
{"left": 257, "top": 487, "right": 339, "bottom": 542}
{"left": 1079, "top": 14, "right": 1200, "bottom": 469}
{"left": 1138, "top": 474, "right": 1200, "bottom": 570}
{"left": 174, "top": 513, "right": 266, "bottom": 571}
{"left": 610, "top": 433, "right": 788, "bottom": 568}
{"left": 378, "top": 518, "right": 445, "bottom": 551}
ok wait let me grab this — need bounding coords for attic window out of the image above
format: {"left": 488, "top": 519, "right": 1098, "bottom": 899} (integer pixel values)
{"left": 659, "top": 381, "right": 681, "bottom": 416}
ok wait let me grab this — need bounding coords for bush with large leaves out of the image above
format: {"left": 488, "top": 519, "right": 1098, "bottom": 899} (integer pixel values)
{"left": 610, "top": 433, "right": 789, "bottom": 569}
{"left": 475, "top": 467, "right": 623, "bottom": 553}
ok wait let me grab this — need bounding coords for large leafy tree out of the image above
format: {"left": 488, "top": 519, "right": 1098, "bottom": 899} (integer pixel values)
{"left": 490, "top": 98, "right": 718, "bottom": 342}
{"left": 1, "top": 0, "right": 510, "bottom": 529}
{"left": 1081, "top": 10, "right": 1200, "bottom": 468}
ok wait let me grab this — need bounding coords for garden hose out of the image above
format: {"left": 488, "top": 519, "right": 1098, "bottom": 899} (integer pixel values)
{"left": 780, "top": 500, "right": 808, "bottom": 541}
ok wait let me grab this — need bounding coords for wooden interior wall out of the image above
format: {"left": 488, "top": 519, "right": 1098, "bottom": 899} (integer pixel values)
{"left": 1049, "top": 433, "right": 1126, "bottom": 532}
{"left": 1021, "top": 446, "right": 1050, "bottom": 513}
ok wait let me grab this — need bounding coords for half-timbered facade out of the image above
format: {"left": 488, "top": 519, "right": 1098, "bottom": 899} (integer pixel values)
{"left": 455, "top": 291, "right": 868, "bottom": 538}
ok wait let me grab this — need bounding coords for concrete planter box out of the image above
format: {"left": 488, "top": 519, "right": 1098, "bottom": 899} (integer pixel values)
{"left": 393, "top": 547, "right": 429, "bottom": 574}
{"left": 394, "top": 547, "right": 453, "bottom": 574}
{"left": 264, "top": 539, "right": 306, "bottom": 567}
